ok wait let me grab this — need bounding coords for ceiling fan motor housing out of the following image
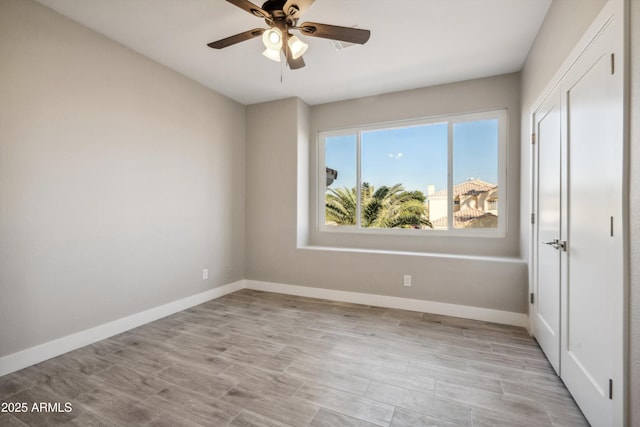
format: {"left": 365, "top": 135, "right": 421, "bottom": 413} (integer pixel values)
{"left": 261, "top": 0, "right": 289, "bottom": 20}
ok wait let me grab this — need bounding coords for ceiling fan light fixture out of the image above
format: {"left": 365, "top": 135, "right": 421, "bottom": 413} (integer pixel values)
{"left": 287, "top": 35, "right": 308, "bottom": 59}
{"left": 262, "top": 47, "right": 281, "bottom": 62}
{"left": 208, "top": 0, "right": 371, "bottom": 71}
{"left": 262, "top": 27, "right": 282, "bottom": 50}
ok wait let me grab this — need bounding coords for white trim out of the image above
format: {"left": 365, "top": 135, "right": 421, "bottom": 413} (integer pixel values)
{"left": 0, "top": 280, "right": 244, "bottom": 377}
{"left": 245, "top": 280, "right": 528, "bottom": 328}
{"left": 297, "top": 244, "right": 524, "bottom": 264}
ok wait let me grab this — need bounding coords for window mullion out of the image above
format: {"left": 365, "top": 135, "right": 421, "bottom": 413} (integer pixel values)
{"left": 356, "top": 131, "right": 362, "bottom": 228}
{"left": 319, "top": 135, "right": 325, "bottom": 230}
{"left": 447, "top": 121, "right": 454, "bottom": 231}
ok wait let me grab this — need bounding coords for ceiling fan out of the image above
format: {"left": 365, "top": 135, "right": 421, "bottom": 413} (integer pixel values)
{"left": 207, "top": 0, "right": 371, "bottom": 70}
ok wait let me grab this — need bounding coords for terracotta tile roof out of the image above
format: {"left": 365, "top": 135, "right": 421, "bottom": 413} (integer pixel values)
{"left": 430, "top": 208, "right": 496, "bottom": 228}
{"left": 428, "top": 179, "right": 497, "bottom": 198}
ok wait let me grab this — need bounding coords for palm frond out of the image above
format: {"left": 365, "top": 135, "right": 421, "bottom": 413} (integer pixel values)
{"left": 325, "top": 182, "right": 432, "bottom": 229}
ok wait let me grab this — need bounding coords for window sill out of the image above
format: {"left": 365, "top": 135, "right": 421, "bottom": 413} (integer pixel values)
{"left": 318, "top": 226, "right": 506, "bottom": 239}
{"left": 297, "top": 244, "right": 524, "bottom": 264}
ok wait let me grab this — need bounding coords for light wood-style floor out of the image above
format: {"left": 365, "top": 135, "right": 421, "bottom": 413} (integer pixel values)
{"left": 0, "top": 289, "right": 588, "bottom": 427}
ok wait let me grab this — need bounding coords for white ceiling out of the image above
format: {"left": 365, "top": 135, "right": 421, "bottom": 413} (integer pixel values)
{"left": 34, "top": 0, "right": 552, "bottom": 106}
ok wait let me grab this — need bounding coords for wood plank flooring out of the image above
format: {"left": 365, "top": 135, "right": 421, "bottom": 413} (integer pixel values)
{"left": 0, "top": 289, "right": 588, "bottom": 426}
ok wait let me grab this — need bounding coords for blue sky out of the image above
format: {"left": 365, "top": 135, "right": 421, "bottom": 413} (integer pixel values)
{"left": 325, "top": 119, "right": 498, "bottom": 194}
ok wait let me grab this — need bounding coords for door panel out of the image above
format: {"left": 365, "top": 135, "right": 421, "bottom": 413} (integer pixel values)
{"left": 532, "top": 95, "right": 561, "bottom": 374}
{"left": 561, "top": 20, "right": 622, "bottom": 427}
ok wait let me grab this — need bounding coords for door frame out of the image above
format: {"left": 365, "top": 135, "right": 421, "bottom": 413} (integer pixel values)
{"left": 527, "top": 1, "right": 628, "bottom": 425}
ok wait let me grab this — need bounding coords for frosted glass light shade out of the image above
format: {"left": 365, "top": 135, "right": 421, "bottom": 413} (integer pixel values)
{"left": 262, "top": 48, "right": 281, "bottom": 62}
{"left": 262, "top": 28, "right": 282, "bottom": 50}
{"left": 287, "top": 35, "right": 308, "bottom": 59}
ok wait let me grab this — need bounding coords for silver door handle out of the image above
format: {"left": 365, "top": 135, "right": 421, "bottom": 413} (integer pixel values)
{"left": 542, "top": 239, "right": 567, "bottom": 251}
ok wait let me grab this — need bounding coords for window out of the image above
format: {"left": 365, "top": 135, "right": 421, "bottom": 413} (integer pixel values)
{"left": 318, "top": 110, "right": 506, "bottom": 236}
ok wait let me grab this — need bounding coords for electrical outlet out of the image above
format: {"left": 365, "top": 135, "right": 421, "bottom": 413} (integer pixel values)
{"left": 202, "top": 268, "right": 208, "bottom": 280}
{"left": 403, "top": 275, "right": 412, "bottom": 287}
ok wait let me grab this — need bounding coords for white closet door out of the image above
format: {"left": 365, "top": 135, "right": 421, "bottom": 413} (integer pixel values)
{"left": 561, "top": 17, "right": 623, "bottom": 427}
{"left": 532, "top": 92, "right": 562, "bottom": 374}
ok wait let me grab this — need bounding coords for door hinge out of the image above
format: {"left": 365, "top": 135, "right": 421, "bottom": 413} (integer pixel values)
{"left": 531, "top": 213, "right": 535, "bottom": 224}
{"left": 611, "top": 53, "right": 615, "bottom": 75}
{"left": 609, "top": 379, "right": 613, "bottom": 399}
{"left": 531, "top": 133, "right": 536, "bottom": 144}
{"left": 530, "top": 292, "right": 535, "bottom": 304}
{"left": 610, "top": 216, "right": 614, "bottom": 237}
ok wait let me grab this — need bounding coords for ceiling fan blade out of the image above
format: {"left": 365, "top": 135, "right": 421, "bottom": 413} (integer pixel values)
{"left": 298, "top": 22, "right": 370, "bottom": 45}
{"left": 283, "top": 0, "right": 315, "bottom": 20}
{"left": 284, "top": 33, "right": 306, "bottom": 69}
{"left": 287, "top": 54, "right": 306, "bottom": 70}
{"left": 225, "top": 0, "right": 271, "bottom": 19}
{"left": 287, "top": 53, "right": 306, "bottom": 70}
{"left": 207, "top": 28, "right": 265, "bottom": 49}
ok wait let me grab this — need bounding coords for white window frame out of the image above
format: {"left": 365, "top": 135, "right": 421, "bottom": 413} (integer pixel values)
{"left": 317, "top": 109, "right": 508, "bottom": 237}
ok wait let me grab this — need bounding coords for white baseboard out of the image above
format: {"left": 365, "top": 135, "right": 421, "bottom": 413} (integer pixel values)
{"left": 1, "top": 278, "right": 528, "bottom": 377}
{"left": 0, "top": 280, "right": 244, "bottom": 377}
{"left": 245, "top": 280, "right": 529, "bottom": 328}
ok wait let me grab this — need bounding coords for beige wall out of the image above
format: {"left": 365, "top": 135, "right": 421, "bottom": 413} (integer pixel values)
{"left": 0, "top": 0, "right": 246, "bottom": 357}
{"left": 246, "top": 75, "right": 528, "bottom": 315}
{"left": 629, "top": 0, "right": 639, "bottom": 423}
